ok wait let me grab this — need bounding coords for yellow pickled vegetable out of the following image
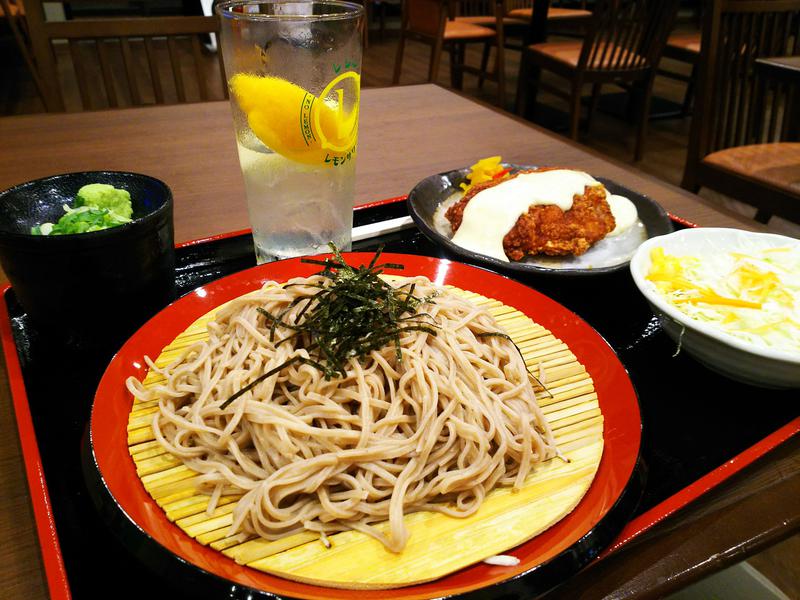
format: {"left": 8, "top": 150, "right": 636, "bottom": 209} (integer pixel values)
{"left": 460, "top": 156, "right": 511, "bottom": 193}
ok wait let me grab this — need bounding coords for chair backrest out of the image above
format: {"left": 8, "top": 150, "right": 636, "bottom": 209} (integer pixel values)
{"left": 506, "top": 0, "right": 528, "bottom": 9}
{"left": 22, "top": 0, "right": 226, "bottom": 112}
{"left": 506, "top": 0, "right": 588, "bottom": 12}
{"left": 690, "top": 0, "right": 800, "bottom": 160}
{"left": 456, "top": 0, "right": 494, "bottom": 16}
{"left": 576, "top": 0, "right": 678, "bottom": 72}
{"left": 1, "top": 0, "right": 48, "bottom": 101}
{"left": 404, "top": 0, "right": 447, "bottom": 38}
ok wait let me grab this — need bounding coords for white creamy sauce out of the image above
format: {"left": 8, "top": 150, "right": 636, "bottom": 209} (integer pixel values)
{"left": 451, "top": 170, "right": 601, "bottom": 261}
{"left": 606, "top": 194, "right": 638, "bottom": 236}
{"left": 433, "top": 169, "right": 646, "bottom": 269}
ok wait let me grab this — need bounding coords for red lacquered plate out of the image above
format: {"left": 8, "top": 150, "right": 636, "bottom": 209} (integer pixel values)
{"left": 87, "top": 253, "right": 642, "bottom": 599}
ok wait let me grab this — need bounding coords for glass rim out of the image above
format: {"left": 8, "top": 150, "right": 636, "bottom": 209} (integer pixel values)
{"left": 215, "top": 0, "right": 364, "bottom": 21}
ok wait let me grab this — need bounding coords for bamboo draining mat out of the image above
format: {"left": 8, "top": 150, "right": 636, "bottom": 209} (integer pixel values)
{"left": 127, "top": 286, "right": 604, "bottom": 589}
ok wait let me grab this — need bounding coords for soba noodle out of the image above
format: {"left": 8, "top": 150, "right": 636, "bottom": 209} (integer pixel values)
{"left": 126, "top": 275, "right": 557, "bottom": 552}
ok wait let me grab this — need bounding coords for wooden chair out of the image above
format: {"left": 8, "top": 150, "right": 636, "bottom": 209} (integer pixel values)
{"left": 362, "top": 0, "right": 401, "bottom": 46}
{"left": 681, "top": 0, "right": 800, "bottom": 225}
{"left": 506, "top": 0, "right": 592, "bottom": 31}
{"left": 1, "top": 0, "right": 48, "bottom": 104}
{"left": 659, "top": 4, "right": 706, "bottom": 117}
{"left": 449, "top": 0, "right": 591, "bottom": 81}
{"left": 515, "top": 0, "right": 679, "bottom": 161}
{"left": 454, "top": 0, "right": 528, "bottom": 92}
{"left": 392, "top": 0, "right": 508, "bottom": 106}
{"left": 464, "top": 1, "right": 591, "bottom": 55}
{"left": 659, "top": 30, "right": 702, "bottom": 115}
{"left": 454, "top": 0, "right": 528, "bottom": 28}
{"left": 21, "top": 0, "right": 225, "bottom": 112}
{"left": 664, "top": 31, "right": 701, "bottom": 66}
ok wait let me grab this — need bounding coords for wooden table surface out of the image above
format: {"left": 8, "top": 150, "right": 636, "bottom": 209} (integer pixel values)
{"left": 0, "top": 84, "right": 796, "bottom": 600}
{"left": 0, "top": 85, "right": 765, "bottom": 244}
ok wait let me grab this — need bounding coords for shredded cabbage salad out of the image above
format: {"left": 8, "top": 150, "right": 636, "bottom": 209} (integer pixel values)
{"left": 647, "top": 244, "right": 800, "bottom": 355}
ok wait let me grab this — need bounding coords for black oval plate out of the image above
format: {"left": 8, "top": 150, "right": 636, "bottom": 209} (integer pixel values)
{"left": 407, "top": 165, "right": 674, "bottom": 277}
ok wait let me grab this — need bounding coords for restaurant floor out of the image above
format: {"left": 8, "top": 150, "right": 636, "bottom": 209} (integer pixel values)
{"left": 1, "top": 19, "right": 798, "bottom": 600}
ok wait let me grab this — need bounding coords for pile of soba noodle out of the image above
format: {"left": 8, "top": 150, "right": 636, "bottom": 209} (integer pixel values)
{"left": 127, "top": 274, "right": 557, "bottom": 552}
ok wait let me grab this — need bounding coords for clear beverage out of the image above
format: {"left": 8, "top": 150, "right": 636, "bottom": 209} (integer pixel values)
{"left": 216, "top": 0, "right": 363, "bottom": 263}
{"left": 236, "top": 136, "right": 354, "bottom": 262}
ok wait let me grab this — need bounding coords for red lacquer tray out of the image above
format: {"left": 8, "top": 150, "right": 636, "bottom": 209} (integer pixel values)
{"left": 3, "top": 197, "right": 798, "bottom": 599}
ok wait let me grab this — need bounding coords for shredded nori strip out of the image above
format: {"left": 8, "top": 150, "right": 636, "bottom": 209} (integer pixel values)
{"left": 221, "top": 244, "right": 437, "bottom": 408}
{"left": 221, "top": 245, "right": 545, "bottom": 409}
{"left": 475, "top": 332, "right": 553, "bottom": 398}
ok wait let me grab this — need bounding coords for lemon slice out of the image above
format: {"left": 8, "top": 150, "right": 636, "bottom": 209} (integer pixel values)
{"left": 230, "top": 73, "right": 359, "bottom": 166}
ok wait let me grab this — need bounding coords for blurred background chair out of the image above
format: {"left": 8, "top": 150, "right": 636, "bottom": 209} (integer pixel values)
{"left": 506, "top": 0, "right": 592, "bottom": 38}
{"left": 453, "top": 0, "right": 526, "bottom": 95}
{"left": 515, "top": 0, "right": 679, "bottom": 161}
{"left": 393, "top": 0, "right": 507, "bottom": 105}
{"left": 453, "top": 0, "right": 528, "bottom": 32}
{"left": 21, "top": 0, "right": 225, "bottom": 112}
{"left": 659, "top": 30, "right": 701, "bottom": 114}
{"left": 681, "top": 0, "right": 800, "bottom": 225}
{"left": 657, "top": 3, "right": 705, "bottom": 118}
{"left": 362, "top": 0, "right": 401, "bottom": 47}
{"left": 0, "top": 0, "right": 47, "bottom": 104}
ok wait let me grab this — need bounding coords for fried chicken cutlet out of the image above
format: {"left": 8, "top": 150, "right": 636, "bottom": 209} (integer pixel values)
{"left": 445, "top": 168, "right": 616, "bottom": 260}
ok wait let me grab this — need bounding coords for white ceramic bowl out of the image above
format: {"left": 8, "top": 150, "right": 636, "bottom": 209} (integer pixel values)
{"left": 630, "top": 227, "right": 800, "bottom": 389}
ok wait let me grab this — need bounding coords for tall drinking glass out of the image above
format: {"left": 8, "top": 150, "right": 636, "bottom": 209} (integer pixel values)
{"left": 216, "top": 0, "right": 363, "bottom": 263}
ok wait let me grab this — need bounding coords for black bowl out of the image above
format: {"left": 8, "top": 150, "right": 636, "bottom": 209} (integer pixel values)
{"left": 0, "top": 171, "right": 176, "bottom": 351}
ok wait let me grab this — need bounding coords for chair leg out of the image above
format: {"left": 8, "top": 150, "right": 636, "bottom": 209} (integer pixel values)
{"left": 515, "top": 51, "right": 541, "bottom": 118}
{"left": 586, "top": 83, "right": 602, "bottom": 132}
{"left": 634, "top": 77, "right": 655, "bottom": 162}
{"left": 494, "top": 40, "right": 506, "bottom": 108}
{"left": 429, "top": 36, "right": 445, "bottom": 83}
{"left": 392, "top": 32, "right": 406, "bottom": 84}
{"left": 478, "top": 42, "right": 491, "bottom": 90}
{"left": 754, "top": 209, "right": 773, "bottom": 224}
{"left": 682, "top": 64, "right": 697, "bottom": 116}
{"left": 515, "top": 51, "right": 530, "bottom": 115}
{"left": 568, "top": 79, "right": 583, "bottom": 141}
{"left": 450, "top": 44, "right": 465, "bottom": 90}
{"left": 680, "top": 163, "right": 701, "bottom": 193}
